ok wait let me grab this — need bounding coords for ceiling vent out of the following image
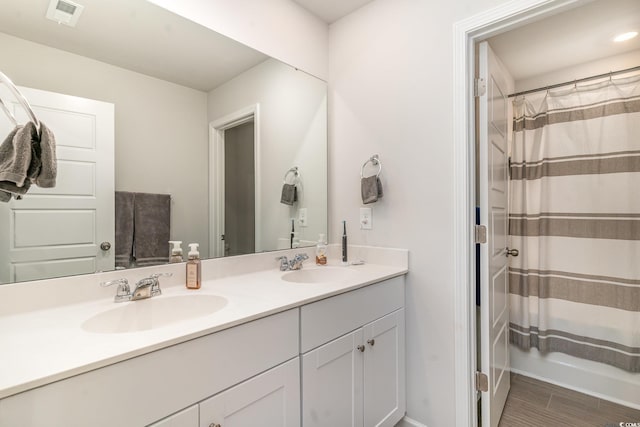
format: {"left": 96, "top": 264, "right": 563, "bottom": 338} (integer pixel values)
{"left": 46, "top": 0, "right": 84, "bottom": 27}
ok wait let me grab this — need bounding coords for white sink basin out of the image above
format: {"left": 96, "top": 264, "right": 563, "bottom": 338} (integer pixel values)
{"left": 82, "top": 294, "right": 228, "bottom": 333}
{"left": 281, "top": 267, "right": 357, "bottom": 284}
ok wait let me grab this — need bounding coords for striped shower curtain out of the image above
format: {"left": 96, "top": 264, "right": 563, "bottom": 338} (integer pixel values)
{"left": 508, "top": 75, "right": 640, "bottom": 372}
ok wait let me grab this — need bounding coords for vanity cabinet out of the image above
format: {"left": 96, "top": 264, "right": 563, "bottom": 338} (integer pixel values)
{"left": 150, "top": 358, "right": 300, "bottom": 427}
{"left": 0, "top": 274, "right": 406, "bottom": 427}
{"left": 300, "top": 277, "right": 405, "bottom": 427}
{"left": 0, "top": 309, "right": 299, "bottom": 427}
{"left": 199, "top": 358, "right": 300, "bottom": 427}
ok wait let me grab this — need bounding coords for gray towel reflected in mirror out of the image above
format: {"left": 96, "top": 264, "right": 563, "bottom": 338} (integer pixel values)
{"left": 280, "top": 183, "right": 298, "bottom": 205}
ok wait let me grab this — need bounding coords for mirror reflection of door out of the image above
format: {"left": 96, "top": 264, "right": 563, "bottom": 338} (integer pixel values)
{"left": 223, "top": 121, "right": 255, "bottom": 256}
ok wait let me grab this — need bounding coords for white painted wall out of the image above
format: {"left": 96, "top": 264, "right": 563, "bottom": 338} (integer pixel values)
{"left": 208, "top": 59, "right": 328, "bottom": 251}
{"left": 0, "top": 32, "right": 210, "bottom": 258}
{"left": 327, "top": 0, "right": 513, "bottom": 425}
{"left": 146, "top": 0, "right": 329, "bottom": 80}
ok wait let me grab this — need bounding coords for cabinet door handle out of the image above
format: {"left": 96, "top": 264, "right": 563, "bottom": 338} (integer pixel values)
{"left": 209, "top": 424, "right": 221, "bottom": 427}
{"left": 357, "top": 345, "right": 365, "bottom": 352}
{"left": 367, "top": 339, "right": 375, "bottom": 346}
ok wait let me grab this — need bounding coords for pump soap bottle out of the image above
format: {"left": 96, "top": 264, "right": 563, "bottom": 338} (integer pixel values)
{"left": 168, "top": 241, "right": 183, "bottom": 263}
{"left": 186, "top": 243, "right": 201, "bottom": 289}
{"left": 315, "top": 233, "right": 327, "bottom": 265}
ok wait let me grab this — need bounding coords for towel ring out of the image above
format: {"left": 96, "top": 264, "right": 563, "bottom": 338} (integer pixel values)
{"left": 0, "top": 97, "right": 18, "bottom": 127}
{"left": 0, "top": 71, "right": 41, "bottom": 136}
{"left": 283, "top": 166, "right": 300, "bottom": 184}
{"left": 361, "top": 155, "right": 382, "bottom": 178}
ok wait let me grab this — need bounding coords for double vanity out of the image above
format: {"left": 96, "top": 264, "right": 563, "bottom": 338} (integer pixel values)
{"left": 0, "top": 245, "right": 407, "bottom": 426}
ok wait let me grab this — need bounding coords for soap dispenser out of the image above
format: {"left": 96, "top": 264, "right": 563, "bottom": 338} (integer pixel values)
{"left": 186, "top": 243, "right": 201, "bottom": 289}
{"left": 315, "top": 233, "right": 327, "bottom": 266}
{"left": 168, "top": 241, "right": 183, "bottom": 263}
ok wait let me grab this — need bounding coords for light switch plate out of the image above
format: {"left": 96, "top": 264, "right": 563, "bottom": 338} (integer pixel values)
{"left": 360, "top": 207, "right": 372, "bottom": 230}
{"left": 298, "top": 208, "right": 308, "bottom": 227}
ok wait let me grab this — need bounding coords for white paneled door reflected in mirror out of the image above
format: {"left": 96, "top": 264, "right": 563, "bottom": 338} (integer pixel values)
{"left": 0, "top": 0, "right": 327, "bottom": 284}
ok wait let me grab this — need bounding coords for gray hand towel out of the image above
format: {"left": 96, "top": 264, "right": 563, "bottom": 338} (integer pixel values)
{"left": 0, "top": 121, "right": 57, "bottom": 201}
{"left": 133, "top": 192, "right": 171, "bottom": 267}
{"left": 0, "top": 190, "right": 11, "bottom": 202}
{"left": 0, "top": 124, "right": 38, "bottom": 201}
{"left": 115, "top": 191, "right": 135, "bottom": 269}
{"left": 280, "top": 183, "right": 298, "bottom": 205}
{"left": 34, "top": 121, "right": 57, "bottom": 188}
{"left": 361, "top": 175, "right": 383, "bottom": 204}
{"left": 0, "top": 125, "right": 31, "bottom": 186}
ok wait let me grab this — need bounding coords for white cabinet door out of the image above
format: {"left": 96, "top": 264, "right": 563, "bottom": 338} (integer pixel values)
{"left": 363, "top": 309, "right": 405, "bottom": 427}
{"left": 148, "top": 405, "right": 198, "bottom": 427}
{"left": 302, "top": 329, "right": 364, "bottom": 427}
{"left": 199, "top": 358, "right": 300, "bottom": 427}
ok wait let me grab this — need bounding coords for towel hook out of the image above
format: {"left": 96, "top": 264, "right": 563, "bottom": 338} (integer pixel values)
{"left": 361, "top": 154, "right": 382, "bottom": 178}
{"left": 283, "top": 166, "right": 300, "bottom": 184}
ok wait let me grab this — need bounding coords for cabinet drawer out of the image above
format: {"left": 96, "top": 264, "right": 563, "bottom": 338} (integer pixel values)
{"left": 300, "top": 276, "right": 404, "bottom": 353}
{"left": 0, "top": 309, "right": 299, "bottom": 427}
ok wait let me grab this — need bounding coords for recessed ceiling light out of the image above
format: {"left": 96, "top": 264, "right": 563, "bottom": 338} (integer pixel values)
{"left": 614, "top": 31, "right": 638, "bottom": 42}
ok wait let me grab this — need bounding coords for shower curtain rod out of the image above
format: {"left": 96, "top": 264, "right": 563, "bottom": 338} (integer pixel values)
{"left": 507, "top": 64, "right": 640, "bottom": 98}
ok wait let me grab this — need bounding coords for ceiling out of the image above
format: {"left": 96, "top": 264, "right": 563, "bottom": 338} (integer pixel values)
{"left": 488, "top": 0, "right": 640, "bottom": 82}
{"left": 0, "top": 0, "right": 268, "bottom": 92}
{"left": 292, "top": 0, "right": 375, "bottom": 23}
{"left": 1, "top": 0, "right": 637, "bottom": 89}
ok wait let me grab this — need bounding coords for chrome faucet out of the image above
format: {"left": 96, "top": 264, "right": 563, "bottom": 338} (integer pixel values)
{"left": 276, "top": 253, "right": 309, "bottom": 271}
{"left": 100, "top": 273, "right": 172, "bottom": 303}
{"left": 131, "top": 273, "right": 172, "bottom": 301}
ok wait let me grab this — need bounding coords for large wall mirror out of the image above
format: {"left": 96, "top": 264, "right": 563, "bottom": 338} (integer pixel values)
{"left": 0, "top": 0, "right": 327, "bottom": 284}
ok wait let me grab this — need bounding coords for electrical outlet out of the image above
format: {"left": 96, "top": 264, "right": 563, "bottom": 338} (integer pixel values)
{"left": 360, "top": 207, "right": 372, "bottom": 230}
{"left": 298, "top": 208, "right": 308, "bottom": 227}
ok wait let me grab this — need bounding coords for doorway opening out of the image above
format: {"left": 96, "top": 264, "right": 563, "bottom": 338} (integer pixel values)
{"left": 223, "top": 120, "right": 255, "bottom": 256}
{"left": 454, "top": 0, "right": 640, "bottom": 426}
{"left": 209, "top": 104, "right": 261, "bottom": 258}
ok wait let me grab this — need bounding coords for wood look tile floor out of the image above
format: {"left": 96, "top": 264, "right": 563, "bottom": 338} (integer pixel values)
{"left": 497, "top": 373, "right": 640, "bottom": 427}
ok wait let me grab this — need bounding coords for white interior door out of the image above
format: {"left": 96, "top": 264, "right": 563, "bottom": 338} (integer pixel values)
{"left": 0, "top": 86, "right": 114, "bottom": 283}
{"left": 478, "top": 41, "right": 514, "bottom": 427}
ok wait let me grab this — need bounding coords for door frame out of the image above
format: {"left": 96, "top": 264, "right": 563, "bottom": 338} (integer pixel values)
{"left": 452, "top": 1, "right": 583, "bottom": 426}
{"left": 209, "top": 104, "right": 261, "bottom": 258}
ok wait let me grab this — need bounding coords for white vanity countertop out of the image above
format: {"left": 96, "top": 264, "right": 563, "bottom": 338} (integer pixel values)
{"left": 0, "top": 253, "right": 407, "bottom": 400}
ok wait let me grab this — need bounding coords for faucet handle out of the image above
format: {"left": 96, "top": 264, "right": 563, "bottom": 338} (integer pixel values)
{"left": 100, "top": 278, "right": 128, "bottom": 287}
{"left": 276, "top": 256, "right": 289, "bottom": 271}
{"left": 152, "top": 272, "right": 172, "bottom": 296}
{"left": 100, "top": 278, "right": 131, "bottom": 302}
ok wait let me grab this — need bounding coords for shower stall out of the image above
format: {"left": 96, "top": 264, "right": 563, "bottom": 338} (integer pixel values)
{"left": 506, "top": 69, "right": 640, "bottom": 408}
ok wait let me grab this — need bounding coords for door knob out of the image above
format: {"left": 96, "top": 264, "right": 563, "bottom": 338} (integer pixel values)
{"left": 506, "top": 248, "right": 519, "bottom": 257}
{"left": 100, "top": 242, "right": 112, "bottom": 251}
